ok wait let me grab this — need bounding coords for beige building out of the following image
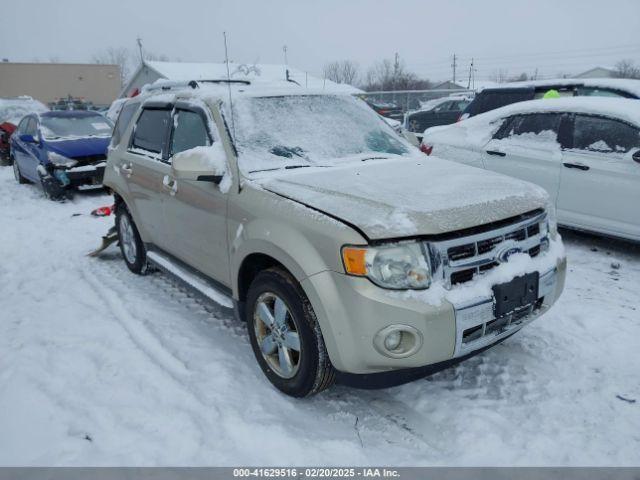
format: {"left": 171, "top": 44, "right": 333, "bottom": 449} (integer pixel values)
{"left": 0, "top": 62, "right": 120, "bottom": 106}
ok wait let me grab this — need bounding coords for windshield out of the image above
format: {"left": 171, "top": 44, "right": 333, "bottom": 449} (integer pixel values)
{"left": 0, "top": 99, "right": 48, "bottom": 124}
{"left": 231, "top": 95, "right": 411, "bottom": 173}
{"left": 40, "top": 115, "right": 113, "bottom": 139}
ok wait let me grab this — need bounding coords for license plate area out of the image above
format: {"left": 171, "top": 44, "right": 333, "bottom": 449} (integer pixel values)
{"left": 492, "top": 272, "right": 539, "bottom": 317}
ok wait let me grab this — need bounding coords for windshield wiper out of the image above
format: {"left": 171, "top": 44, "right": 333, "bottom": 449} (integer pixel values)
{"left": 249, "top": 164, "right": 330, "bottom": 174}
{"left": 360, "top": 156, "right": 389, "bottom": 162}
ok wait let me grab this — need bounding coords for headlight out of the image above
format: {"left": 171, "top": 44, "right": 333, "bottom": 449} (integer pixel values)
{"left": 342, "top": 242, "right": 431, "bottom": 290}
{"left": 48, "top": 151, "right": 77, "bottom": 168}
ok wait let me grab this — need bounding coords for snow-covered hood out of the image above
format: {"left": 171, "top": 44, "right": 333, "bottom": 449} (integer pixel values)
{"left": 259, "top": 156, "right": 548, "bottom": 240}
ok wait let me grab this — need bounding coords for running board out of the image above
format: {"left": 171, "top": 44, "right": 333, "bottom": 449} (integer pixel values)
{"left": 146, "top": 250, "right": 234, "bottom": 309}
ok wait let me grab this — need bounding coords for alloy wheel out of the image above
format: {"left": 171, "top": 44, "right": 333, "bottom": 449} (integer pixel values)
{"left": 119, "top": 214, "right": 138, "bottom": 264}
{"left": 253, "top": 292, "right": 301, "bottom": 379}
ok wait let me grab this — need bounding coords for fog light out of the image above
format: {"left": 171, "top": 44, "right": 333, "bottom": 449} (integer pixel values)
{"left": 384, "top": 331, "right": 403, "bottom": 351}
{"left": 373, "top": 325, "right": 423, "bottom": 359}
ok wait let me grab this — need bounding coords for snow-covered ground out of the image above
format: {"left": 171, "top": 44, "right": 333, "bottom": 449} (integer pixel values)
{"left": 1, "top": 166, "right": 639, "bottom": 466}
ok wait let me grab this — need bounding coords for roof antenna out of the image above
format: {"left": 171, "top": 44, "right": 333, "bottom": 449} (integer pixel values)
{"left": 223, "top": 31, "right": 236, "bottom": 140}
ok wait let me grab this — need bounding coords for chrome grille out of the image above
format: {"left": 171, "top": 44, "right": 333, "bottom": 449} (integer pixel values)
{"left": 428, "top": 210, "right": 549, "bottom": 287}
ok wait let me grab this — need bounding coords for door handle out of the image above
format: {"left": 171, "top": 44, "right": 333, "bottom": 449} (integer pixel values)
{"left": 162, "top": 175, "right": 178, "bottom": 196}
{"left": 563, "top": 162, "right": 590, "bottom": 171}
{"left": 486, "top": 150, "right": 506, "bottom": 157}
{"left": 119, "top": 163, "right": 133, "bottom": 177}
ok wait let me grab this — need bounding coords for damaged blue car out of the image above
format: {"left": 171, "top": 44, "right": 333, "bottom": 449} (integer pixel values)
{"left": 10, "top": 110, "right": 113, "bottom": 200}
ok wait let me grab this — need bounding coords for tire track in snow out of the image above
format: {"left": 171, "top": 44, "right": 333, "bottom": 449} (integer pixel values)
{"left": 81, "top": 264, "right": 193, "bottom": 381}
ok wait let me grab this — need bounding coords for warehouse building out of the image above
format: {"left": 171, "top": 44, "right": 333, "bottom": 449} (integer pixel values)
{"left": 0, "top": 62, "right": 120, "bottom": 107}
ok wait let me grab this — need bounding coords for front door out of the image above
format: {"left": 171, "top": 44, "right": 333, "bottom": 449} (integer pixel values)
{"left": 482, "top": 113, "right": 564, "bottom": 205}
{"left": 557, "top": 114, "right": 640, "bottom": 240}
{"left": 162, "top": 105, "right": 231, "bottom": 286}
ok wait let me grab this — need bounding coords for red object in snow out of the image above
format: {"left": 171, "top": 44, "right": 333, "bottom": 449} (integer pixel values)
{"left": 91, "top": 205, "right": 114, "bottom": 217}
{"left": 0, "top": 121, "right": 17, "bottom": 160}
{"left": 419, "top": 142, "right": 433, "bottom": 156}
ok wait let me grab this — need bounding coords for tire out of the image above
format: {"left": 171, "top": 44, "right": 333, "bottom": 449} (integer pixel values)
{"left": 115, "top": 203, "right": 148, "bottom": 275}
{"left": 246, "top": 268, "right": 335, "bottom": 397}
{"left": 12, "top": 157, "right": 28, "bottom": 184}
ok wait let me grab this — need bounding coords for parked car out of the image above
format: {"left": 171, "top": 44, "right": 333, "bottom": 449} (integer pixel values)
{"left": 421, "top": 97, "right": 640, "bottom": 242}
{"left": 103, "top": 81, "right": 565, "bottom": 397}
{"left": 404, "top": 96, "right": 472, "bottom": 142}
{"left": 365, "top": 100, "right": 404, "bottom": 121}
{"left": 10, "top": 110, "right": 113, "bottom": 199}
{"left": 0, "top": 97, "right": 48, "bottom": 163}
{"left": 460, "top": 78, "right": 640, "bottom": 121}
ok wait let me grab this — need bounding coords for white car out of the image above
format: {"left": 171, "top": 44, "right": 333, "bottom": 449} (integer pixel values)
{"left": 421, "top": 97, "right": 640, "bottom": 242}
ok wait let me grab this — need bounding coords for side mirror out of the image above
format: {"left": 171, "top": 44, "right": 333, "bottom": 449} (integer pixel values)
{"left": 19, "top": 134, "right": 36, "bottom": 143}
{"left": 632, "top": 149, "right": 640, "bottom": 164}
{"left": 171, "top": 145, "right": 227, "bottom": 185}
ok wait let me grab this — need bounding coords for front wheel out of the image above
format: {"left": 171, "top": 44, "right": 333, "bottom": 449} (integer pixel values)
{"left": 246, "top": 268, "right": 335, "bottom": 397}
{"left": 115, "top": 204, "right": 148, "bottom": 275}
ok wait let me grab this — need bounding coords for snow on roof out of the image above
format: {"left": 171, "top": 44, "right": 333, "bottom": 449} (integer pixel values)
{"left": 144, "top": 61, "right": 362, "bottom": 94}
{"left": 423, "top": 96, "right": 640, "bottom": 149}
{"left": 486, "top": 78, "right": 640, "bottom": 97}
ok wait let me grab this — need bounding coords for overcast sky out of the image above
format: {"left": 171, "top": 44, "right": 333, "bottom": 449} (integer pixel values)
{"left": 2, "top": 0, "right": 640, "bottom": 83}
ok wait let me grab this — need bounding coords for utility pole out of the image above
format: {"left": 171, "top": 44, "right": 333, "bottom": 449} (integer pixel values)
{"left": 136, "top": 37, "right": 144, "bottom": 63}
{"left": 451, "top": 53, "right": 457, "bottom": 84}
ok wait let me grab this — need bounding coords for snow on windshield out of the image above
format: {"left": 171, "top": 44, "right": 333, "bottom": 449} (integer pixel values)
{"left": 40, "top": 115, "right": 113, "bottom": 140}
{"left": 230, "top": 95, "right": 411, "bottom": 173}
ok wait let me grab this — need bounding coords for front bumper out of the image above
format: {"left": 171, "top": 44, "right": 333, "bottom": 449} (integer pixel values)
{"left": 303, "top": 257, "right": 566, "bottom": 375}
{"left": 55, "top": 162, "right": 106, "bottom": 188}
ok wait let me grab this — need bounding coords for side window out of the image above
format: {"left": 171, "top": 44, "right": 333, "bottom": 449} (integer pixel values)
{"left": 492, "top": 116, "right": 518, "bottom": 140}
{"left": 111, "top": 102, "right": 139, "bottom": 147}
{"left": 17, "top": 118, "right": 29, "bottom": 135}
{"left": 25, "top": 118, "right": 38, "bottom": 136}
{"left": 576, "top": 87, "right": 631, "bottom": 99}
{"left": 513, "top": 114, "right": 561, "bottom": 137}
{"left": 170, "top": 109, "right": 211, "bottom": 156}
{"left": 131, "top": 108, "right": 171, "bottom": 156}
{"left": 573, "top": 115, "right": 640, "bottom": 154}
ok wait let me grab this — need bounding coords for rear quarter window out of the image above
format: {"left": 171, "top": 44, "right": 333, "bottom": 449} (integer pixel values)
{"left": 110, "top": 102, "right": 139, "bottom": 148}
{"left": 130, "top": 108, "right": 171, "bottom": 155}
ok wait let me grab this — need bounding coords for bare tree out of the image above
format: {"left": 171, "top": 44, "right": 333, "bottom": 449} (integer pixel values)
{"left": 362, "top": 56, "right": 431, "bottom": 91}
{"left": 613, "top": 59, "right": 640, "bottom": 79}
{"left": 92, "top": 47, "right": 130, "bottom": 87}
{"left": 489, "top": 69, "right": 509, "bottom": 83}
{"left": 323, "top": 60, "right": 359, "bottom": 85}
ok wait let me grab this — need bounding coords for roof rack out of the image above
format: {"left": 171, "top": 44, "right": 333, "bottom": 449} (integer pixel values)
{"left": 145, "top": 79, "right": 251, "bottom": 93}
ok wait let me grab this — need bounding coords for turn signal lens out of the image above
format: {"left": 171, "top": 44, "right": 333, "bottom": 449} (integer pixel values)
{"left": 342, "top": 247, "right": 368, "bottom": 276}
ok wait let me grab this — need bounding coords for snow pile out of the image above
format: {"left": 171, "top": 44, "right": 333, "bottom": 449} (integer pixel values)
{"left": 172, "top": 143, "right": 232, "bottom": 193}
{"left": 0, "top": 97, "right": 48, "bottom": 124}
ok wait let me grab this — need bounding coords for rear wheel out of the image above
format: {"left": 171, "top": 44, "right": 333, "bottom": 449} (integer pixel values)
{"left": 246, "top": 268, "right": 335, "bottom": 397}
{"left": 12, "top": 157, "right": 28, "bottom": 184}
{"left": 116, "top": 204, "right": 148, "bottom": 275}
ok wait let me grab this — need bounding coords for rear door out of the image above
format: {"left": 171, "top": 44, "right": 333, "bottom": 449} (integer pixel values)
{"left": 482, "top": 113, "right": 564, "bottom": 204}
{"left": 123, "top": 103, "right": 173, "bottom": 250}
{"left": 162, "top": 103, "right": 231, "bottom": 284}
{"left": 557, "top": 114, "right": 640, "bottom": 240}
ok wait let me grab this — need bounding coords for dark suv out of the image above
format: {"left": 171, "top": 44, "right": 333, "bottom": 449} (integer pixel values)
{"left": 460, "top": 79, "right": 640, "bottom": 120}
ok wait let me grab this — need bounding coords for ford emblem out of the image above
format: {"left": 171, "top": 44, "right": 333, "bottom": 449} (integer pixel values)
{"left": 497, "top": 246, "right": 522, "bottom": 263}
